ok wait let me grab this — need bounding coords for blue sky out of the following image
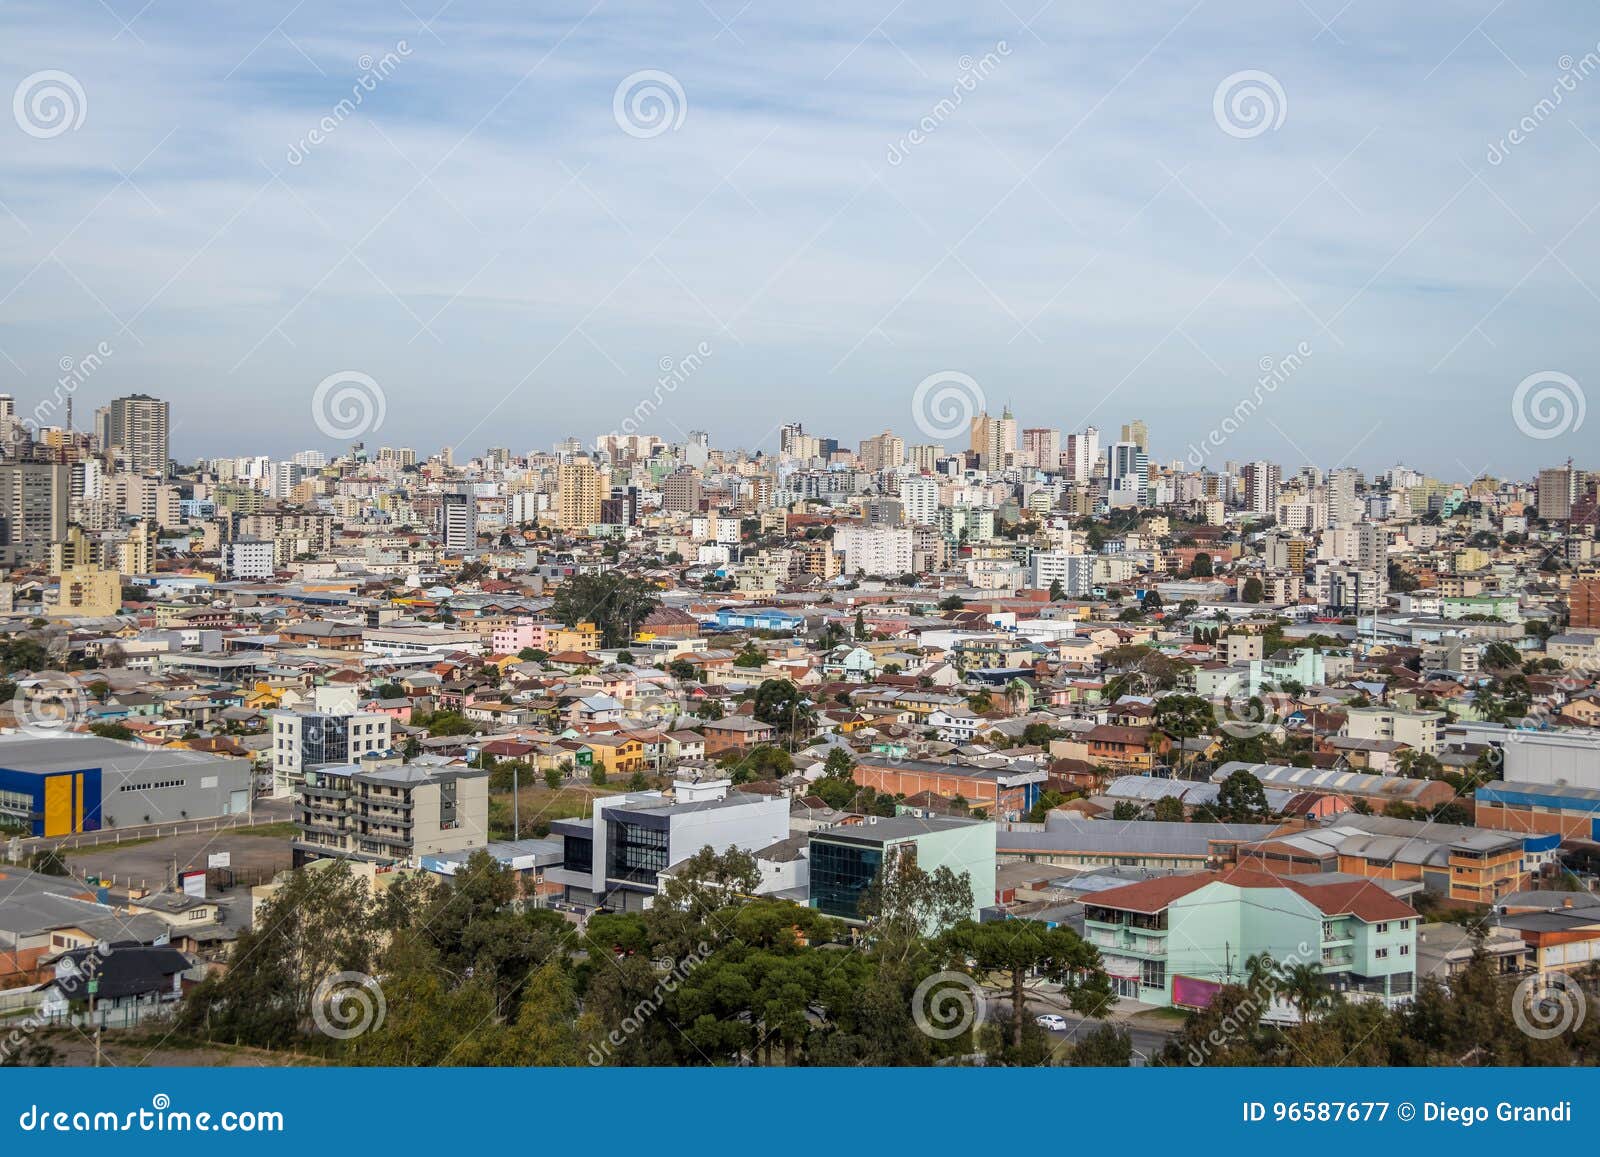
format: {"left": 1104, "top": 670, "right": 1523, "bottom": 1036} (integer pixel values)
{"left": 1, "top": 0, "right": 1597, "bottom": 476}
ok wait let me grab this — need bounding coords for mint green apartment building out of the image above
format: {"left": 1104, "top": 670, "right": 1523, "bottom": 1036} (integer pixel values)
{"left": 1081, "top": 867, "right": 1418, "bottom": 1011}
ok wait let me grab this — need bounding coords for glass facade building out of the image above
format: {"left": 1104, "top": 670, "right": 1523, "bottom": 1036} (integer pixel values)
{"left": 809, "top": 838, "right": 883, "bottom": 920}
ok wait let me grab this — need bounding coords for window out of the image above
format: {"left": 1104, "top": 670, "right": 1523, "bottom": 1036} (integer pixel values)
{"left": 1374, "top": 947, "right": 1389, "bottom": 959}
{"left": 1376, "top": 922, "right": 1389, "bottom": 933}
{"left": 1400, "top": 919, "right": 1410, "bottom": 930}
{"left": 1399, "top": 945, "right": 1410, "bottom": 956}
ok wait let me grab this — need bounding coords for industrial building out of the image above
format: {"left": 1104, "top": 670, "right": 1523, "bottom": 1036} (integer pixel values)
{"left": 0, "top": 734, "right": 252, "bottom": 837}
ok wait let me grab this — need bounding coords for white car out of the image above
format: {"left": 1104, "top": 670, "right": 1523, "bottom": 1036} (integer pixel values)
{"left": 1034, "top": 1013, "right": 1068, "bottom": 1031}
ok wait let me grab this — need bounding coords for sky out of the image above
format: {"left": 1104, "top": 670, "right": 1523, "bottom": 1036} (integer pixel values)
{"left": 0, "top": 0, "right": 1597, "bottom": 478}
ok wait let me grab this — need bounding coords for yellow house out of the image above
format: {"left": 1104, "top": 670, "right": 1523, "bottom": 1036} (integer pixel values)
{"left": 581, "top": 734, "right": 646, "bottom": 775}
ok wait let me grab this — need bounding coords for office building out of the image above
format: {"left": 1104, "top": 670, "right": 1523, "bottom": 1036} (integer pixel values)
{"left": 808, "top": 815, "right": 995, "bottom": 924}
{"left": 548, "top": 783, "right": 790, "bottom": 911}
{"left": 269, "top": 710, "right": 394, "bottom": 797}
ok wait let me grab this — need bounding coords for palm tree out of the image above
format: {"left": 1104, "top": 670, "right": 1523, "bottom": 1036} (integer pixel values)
{"left": 1243, "top": 951, "right": 1279, "bottom": 994}
{"left": 1281, "top": 962, "right": 1331, "bottom": 1024}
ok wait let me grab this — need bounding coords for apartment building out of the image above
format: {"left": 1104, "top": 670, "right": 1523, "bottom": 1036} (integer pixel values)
{"left": 293, "top": 762, "right": 489, "bottom": 866}
{"left": 1083, "top": 867, "right": 1419, "bottom": 1009}
{"left": 1343, "top": 707, "right": 1445, "bottom": 755}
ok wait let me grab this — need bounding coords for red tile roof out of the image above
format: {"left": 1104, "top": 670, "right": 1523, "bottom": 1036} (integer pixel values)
{"left": 1090, "top": 866, "right": 1416, "bottom": 922}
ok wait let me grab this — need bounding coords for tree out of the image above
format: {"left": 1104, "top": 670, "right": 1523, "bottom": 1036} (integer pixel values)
{"left": 178, "top": 861, "right": 377, "bottom": 1049}
{"left": 1190, "top": 552, "right": 1214, "bottom": 577}
{"left": 858, "top": 855, "right": 974, "bottom": 964}
{"left": 938, "top": 595, "right": 965, "bottom": 611}
{"left": 942, "top": 919, "right": 1110, "bottom": 1051}
{"left": 88, "top": 722, "right": 134, "bottom": 741}
{"left": 543, "top": 766, "right": 564, "bottom": 789}
{"left": 1068, "top": 1022, "right": 1133, "bottom": 1066}
{"left": 1241, "top": 577, "right": 1264, "bottom": 604}
{"left": 733, "top": 646, "right": 766, "bottom": 668}
{"left": 1281, "top": 962, "right": 1333, "bottom": 1025}
{"left": 1212, "top": 768, "right": 1270, "bottom": 823}
{"left": 853, "top": 611, "right": 868, "bottom": 640}
{"left": 823, "top": 747, "right": 855, "bottom": 777}
{"left": 1048, "top": 579, "right": 1066, "bottom": 602}
{"left": 1026, "top": 790, "right": 1065, "bottom": 824}
{"left": 752, "top": 679, "right": 812, "bottom": 741}
{"left": 1152, "top": 795, "right": 1185, "bottom": 822}
{"left": 550, "top": 573, "right": 661, "bottom": 649}
{"left": 1111, "top": 801, "right": 1142, "bottom": 821}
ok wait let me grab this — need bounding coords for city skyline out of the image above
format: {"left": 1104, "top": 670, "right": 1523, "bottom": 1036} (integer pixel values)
{"left": 1, "top": 2, "right": 1596, "bottom": 472}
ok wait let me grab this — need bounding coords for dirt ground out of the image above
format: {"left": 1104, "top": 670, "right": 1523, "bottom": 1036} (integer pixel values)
{"left": 65, "top": 827, "right": 294, "bottom": 893}
{"left": 20, "top": 1028, "right": 323, "bottom": 1067}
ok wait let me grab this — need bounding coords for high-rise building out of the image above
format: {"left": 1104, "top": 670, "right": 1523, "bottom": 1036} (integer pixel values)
{"left": 438, "top": 490, "right": 475, "bottom": 552}
{"left": 1106, "top": 442, "right": 1148, "bottom": 508}
{"left": 901, "top": 476, "right": 940, "bottom": 526}
{"left": 661, "top": 467, "right": 703, "bottom": 513}
{"left": 1243, "top": 461, "right": 1281, "bottom": 516}
{"left": 969, "top": 408, "right": 1017, "bottom": 470}
{"left": 105, "top": 394, "right": 170, "bottom": 479}
{"left": 1021, "top": 427, "right": 1061, "bottom": 471}
{"left": 1120, "top": 420, "right": 1149, "bottom": 453}
{"left": 1570, "top": 575, "right": 1600, "bottom": 631}
{"left": 1064, "top": 428, "right": 1100, "bottom": 483}
{"left": 1538, "top": 465, "right": 1577, "bottom": 522}
{"left": 858, "top": 431, "right": 905, "bottom": 473}
{"left": 0, "top": 462, "right": 68, "bottom": 565}
{"left": 556, "top": 457, "right": 602, "bottom": 530}
{"left": 1327, "top": 467, "right": 1361, "bottom": 528}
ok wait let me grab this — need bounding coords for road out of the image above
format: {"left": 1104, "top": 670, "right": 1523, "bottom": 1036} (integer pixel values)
{"left": 978, "top": 987, "right": 1179, "bottom": 1063}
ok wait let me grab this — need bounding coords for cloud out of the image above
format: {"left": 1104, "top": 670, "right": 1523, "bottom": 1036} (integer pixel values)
{"left": 0, "top": 0, "right": 1594, "bottom": 475}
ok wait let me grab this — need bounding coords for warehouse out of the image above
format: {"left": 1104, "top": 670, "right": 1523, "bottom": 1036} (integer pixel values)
{"left": 0, "top": 734, "right": 251, "bottom": 837}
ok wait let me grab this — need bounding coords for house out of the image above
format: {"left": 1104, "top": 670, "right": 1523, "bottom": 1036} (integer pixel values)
{"left": 700, "top": 716, "right": 777, "bottom": 755}
{"left": 928, "top": 706, "right": 982, "bottom": 744}
{"left": 39, "top": 944, "right": 192, "bottom": 1020}
{"left": 1075, "top": 724, "right": 1172, "bottom": 772}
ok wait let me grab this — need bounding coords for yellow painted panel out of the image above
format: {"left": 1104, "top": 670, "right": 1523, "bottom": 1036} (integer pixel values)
{"left": 74, "top": 773, "right": 84, "bottom": 831}
{"left": 43, "top": 776, "right": 71, "bottom": 837}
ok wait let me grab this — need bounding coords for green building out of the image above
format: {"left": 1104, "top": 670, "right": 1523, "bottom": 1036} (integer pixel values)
{"left": 808, "top": 815, "right": 996, "bottom": 924}
{"left": 1082, "top": 868, "right": 1418, "bottom": 1011}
